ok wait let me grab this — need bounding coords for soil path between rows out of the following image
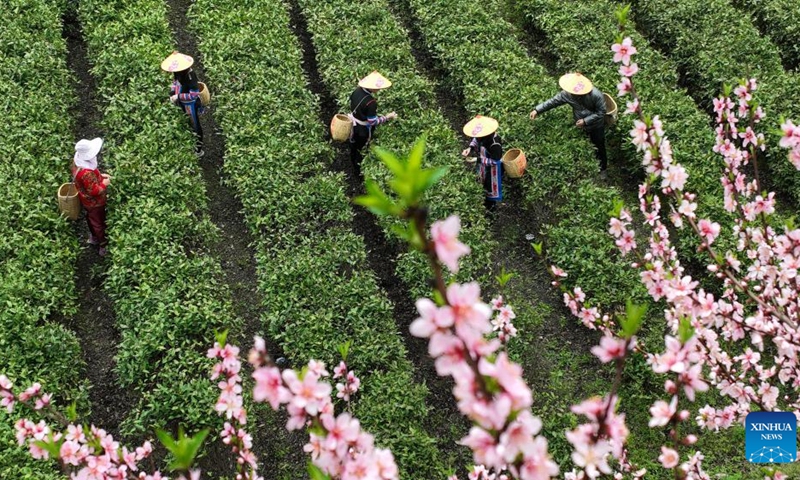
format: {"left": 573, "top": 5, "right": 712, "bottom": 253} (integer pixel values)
{"left": 62, "top": 5, "right": 136, "bottom": 438}
{"left": 165, "top": 0, "right": 302, "bottom": 476}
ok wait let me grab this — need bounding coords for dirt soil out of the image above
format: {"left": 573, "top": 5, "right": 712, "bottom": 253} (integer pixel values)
{"left": 61, "top": 6, "right": 137, "bottom": 438}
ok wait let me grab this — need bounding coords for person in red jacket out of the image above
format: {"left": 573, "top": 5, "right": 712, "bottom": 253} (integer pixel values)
{"left": 71, "top": 137, "right": 111, "bottom": 256}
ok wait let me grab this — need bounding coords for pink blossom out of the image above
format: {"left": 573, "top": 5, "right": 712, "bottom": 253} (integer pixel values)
{"left": 678, "top": 364, "right": 708, "bottom": 401}
{"left": 18, "top": 383, "right": 41, "bottom": 402}
{"left": 571, "top": 440, "right": 612, "bottom": 479}
{"left": 491, "top": 295, "right": 504, "bottom": 310}
{"left": 697, "top": 219, "right": 721, "bottom": 245}
{"left": 307, "top": 360, "right": 329, "bottom": 378}
{"left": 618, "top": 63, "right": 639, "bottom": 78}
{"left": 624, "top": 99, "right": 640, "bottom": 115}
{"left": 333, "top": 361, "right": 347, "bottom": 379}
{"left": 550, "top": 265, "right": 567, "bottom": 278}
{"left": 611, "top": 37, "right": 637, "bottom": 65}
{"left": 591, "top": 336, "right": 628, "bottom": 363}
{"left": 779, "top": 120, "right": 798, "bottom": 148}
{"left": 608, "top": 218, "right": 624, "bottom": 237}
{"left": 648, "top": 396, "right": 677, "bottom": 427}
{"left": 460, "top": 427, "right": 502, "bottom": 470}
{"left": 630, "top": 120, "right": 649, "bottom": 150}
{"left": 252, "top": 366, "right": 291, "bottom": 410}
{"left": 410, "top": 298, "right": 454, "bottom": 338}
{"left": 661, "top": 165, "right": 688, "bottom": 191}
{"left": 658, "top": 446, "right": 679, "bottom": 469}
{"left": 678, "top": 199, "right": 697, "bottom": 218}
{"left": 322, "top": 413, "right": 360, "bottom": 457}
{"left": 447, "top": 282, "right": 492, "bottom": 334}
{"left": 617, "top": 76, "right": 632, "bottom": 97}
{"left": 282, "top": 369, "right": 331, "bottom": 416}
{"left": 615, "top": 229, "right": 637, "bottom": 254}
{"left": 375, "top": 448, "right": 398, "bottom": 479}
{"left": 60, "top": 440, "right": 83, "bottom": 466}
{"left": 431, "top": 215, "right": 471, "bottom": 273}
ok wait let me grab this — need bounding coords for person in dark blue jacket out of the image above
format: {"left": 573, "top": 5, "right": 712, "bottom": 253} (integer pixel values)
{"left": 348, "top": 71, "right": 397, "bottom": 175}
{"left": 530, "top": 72, "right": 608, "bottom": 177}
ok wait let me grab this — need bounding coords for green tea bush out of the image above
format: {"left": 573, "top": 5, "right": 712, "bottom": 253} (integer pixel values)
{"left": 731, "top": 0, "right": 800, "bottom": 70}
{"left": 0, "top": 1, "right": 89, "bottom": 477}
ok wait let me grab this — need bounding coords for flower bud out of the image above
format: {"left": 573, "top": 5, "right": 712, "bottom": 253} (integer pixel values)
{"left": 665, "top": 380, "right": 677, "bottom": 394}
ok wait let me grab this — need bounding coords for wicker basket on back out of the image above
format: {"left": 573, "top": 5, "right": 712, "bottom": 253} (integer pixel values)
{"left": 603, "top": 92, "right": 618, "bottom": 127}
{"left": 198, "top": 82, "right": 211, "bottom": 106}
{"left": 502, "top": 148, "right": 527, "bottom": 178}
{"left": 330, "top": 114, "right": 352, "bottom": 142}
{"left": 57, "top": 183, "right": 81, "bottom": 220}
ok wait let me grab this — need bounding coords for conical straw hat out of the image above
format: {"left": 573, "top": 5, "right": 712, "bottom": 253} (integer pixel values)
{"left": 358, "top": 71, "right": 392, "bottom": 90}
{"left": 462, "top": 115, "right": 498, "bottom": 138}
{"left": 161, "top": 51, "right": 194, "bottom": 72}
{"left": 559, "top": 72, "right": 593, "bottom": 95}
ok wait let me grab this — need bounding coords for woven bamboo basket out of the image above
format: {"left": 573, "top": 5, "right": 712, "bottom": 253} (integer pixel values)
{"left": 502, "top": 148, "right": 527, "bottom": 178}
{"left": 57, "top": 183, "right": 81, "bottom": 220}
{"left": 603, "top": 92, "right": 618, "bottom": 127}
{"left": 198, "top": 82, "right": 211, "bottom": 106}
{"left": 330, "top": 114, "right": 352, "bottom": 142}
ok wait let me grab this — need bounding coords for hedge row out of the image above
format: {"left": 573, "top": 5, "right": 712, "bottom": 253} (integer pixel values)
{"left": 732, "top": 0, "right": 800, "bottom": 71}
{"left": 292, "top": 0, "right": 495, "bottom": 300}
{"left": 400, "top": 0, "right": 646, "bottom": 308}
{"left": 505, "top": 0, "right": 734, "bottom": 267}
{"left": 629, "top": 0, "right": 800, "bottom": 206}
{"left": 77, "top": 0, "right": 238, "bottom": 436}
{"left": 0, "top": 0, "right": 87, "bottom": 478}
{"left": 188, "top": 0, "right": 446, "bottom": 476}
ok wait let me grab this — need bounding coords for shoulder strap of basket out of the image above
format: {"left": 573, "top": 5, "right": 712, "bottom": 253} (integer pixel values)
{"left": 351, "top": 92, "right": 371, "bottom": 115}
{"left": 348, "top": 93, "right": 372, "bottom": 127}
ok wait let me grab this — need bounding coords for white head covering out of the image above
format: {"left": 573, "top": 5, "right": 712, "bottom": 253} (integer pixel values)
{"left": 74, "top": 138, "right": 103, "bottom": 170}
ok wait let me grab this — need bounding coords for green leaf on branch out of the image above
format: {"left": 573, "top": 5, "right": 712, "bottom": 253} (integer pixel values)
{"left": 66, "top": 401, "right": 78, "bottom": 423}
{"left": 532, "top": 241, "right": 543, "bottom": 256}
{"left": 496, "top": 267, "right": 515, "bottom": 288}
{"left": 214, "top": 329, "right": 229, "bottom": 348}
{"left": 337, "top": 340, "right": 352, "bottom": 361}
{"left": 614, "top": 5, "right": 630, "bottom": 27}
{"left": 678, "top": 317, "right": 695, "bottom": 344}
{"left": 308, "top": 462, "right": 331, "bottom": 480}
{"left": 369, "top": 136, "right": 446, "bottom": 208}
{"left": 620, "top": 299, "right": 647, "bottom": 338}
{"left": 390, "top": 223, "right": 414, "bottom": 244}
{"left": 155, "top": 425, "right": 209, "bottom": 472}
{"left": 609, "top": 198, "right": 625, "bottom": 218}
{"left": 354, "top": 180, "right": 401, "bottom": 217}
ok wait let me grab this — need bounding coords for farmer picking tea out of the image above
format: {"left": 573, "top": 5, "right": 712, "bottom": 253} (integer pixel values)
{"left": 530, "top": 72, "right": 608, "bottom": 177}
{"left": 72, "top": 138, "right": 111, "bottom": 257}
{"left": 348, "top": 70, "right": 398, "bottom": 174}
{"left": 461, "top": 115, "right": 503, "bottom": 212}
{"left": 161, "top": 51, "right": 206, "bottom": 157}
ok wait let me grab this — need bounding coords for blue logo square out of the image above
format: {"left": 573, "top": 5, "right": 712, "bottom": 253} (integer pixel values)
{"left": 746, "top": 411, "right": 797, "bottom": 463}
